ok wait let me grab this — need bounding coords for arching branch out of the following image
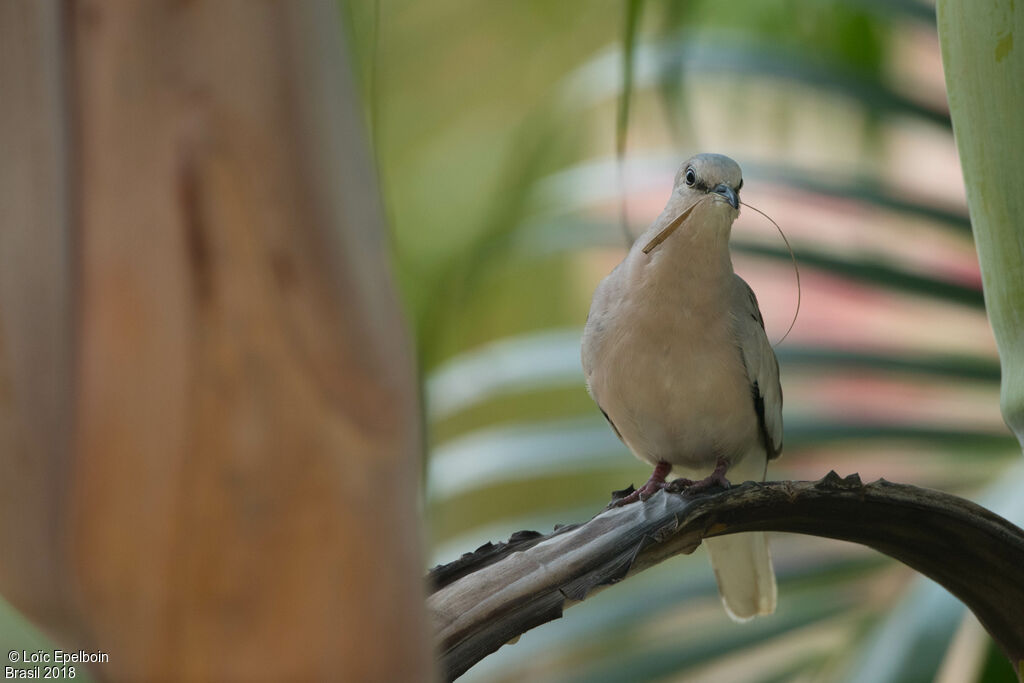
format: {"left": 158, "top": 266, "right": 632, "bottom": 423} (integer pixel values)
{"left": 428, "top": 472, "right": 1024, "bottom": 681}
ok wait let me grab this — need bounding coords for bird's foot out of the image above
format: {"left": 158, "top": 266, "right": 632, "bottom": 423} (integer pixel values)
{"left": 666, "top": 458, "right": 732, "bottom": 495}
{"left": 609, "top": 479, "right": 669, "bottom": 507}
{"left": 608, "top": 461, "right": 672, "bottom": 508}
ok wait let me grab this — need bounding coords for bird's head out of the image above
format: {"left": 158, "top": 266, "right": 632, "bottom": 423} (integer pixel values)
{"left": 640, "top": 153, "right": 745, "bottom": 254}
{"left": 673, "top": 153, "right": 743, "bottom": 212}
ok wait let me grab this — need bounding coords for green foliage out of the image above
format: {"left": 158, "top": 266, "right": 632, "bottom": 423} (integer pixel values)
{"left": 349, "top": 0, "right": 1021, "bottom": 679}
{"left": 0, "top": 598, "right": 95, "bottom": 683}
{"left": 938, "top": 0, "right": 1024, "bottom": 447}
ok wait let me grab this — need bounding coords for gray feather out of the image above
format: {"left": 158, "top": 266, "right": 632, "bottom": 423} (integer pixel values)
{"left": 731, "top": 275, "right": 783, "bottom": 460}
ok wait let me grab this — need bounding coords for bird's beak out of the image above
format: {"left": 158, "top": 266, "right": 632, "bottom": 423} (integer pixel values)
{"left": 712, "top": 183, "right": 738, "bottom": 209}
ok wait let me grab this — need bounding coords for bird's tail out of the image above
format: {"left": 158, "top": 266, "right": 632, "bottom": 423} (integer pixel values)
{"left": 700, "top": 449, "right": 776, "bottom": 621}
{"left": 705, "top": 532, "right": 777, "bottom": 621}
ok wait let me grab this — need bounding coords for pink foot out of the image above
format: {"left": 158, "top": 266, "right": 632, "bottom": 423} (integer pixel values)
{"left": 667, "top": 458, "right": 732, "bottom": 495}
{"left": 609, "top": 461, "right": 672, "bottom": 507}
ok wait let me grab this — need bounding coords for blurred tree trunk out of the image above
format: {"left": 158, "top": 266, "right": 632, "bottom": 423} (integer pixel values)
{"left": 0, "top": 2, "right": 433, "bottom": 681}
{"left": 0, "top": 0, "right": 75, "bottom": 641}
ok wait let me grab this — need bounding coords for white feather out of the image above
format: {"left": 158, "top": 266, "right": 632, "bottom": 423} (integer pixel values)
{"left": 699, "top": 449, "right": 776, "bottom": 621}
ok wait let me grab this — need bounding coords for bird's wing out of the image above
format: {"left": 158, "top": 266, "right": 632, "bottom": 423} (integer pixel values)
{"left": 731, "top": 274, "right": 783, "bottom": 459}
{"left": 706, "top": 276, "right": 781, "bottom": 620}
{"left": 581, "top": 271, "right": 626, "bottom": 443}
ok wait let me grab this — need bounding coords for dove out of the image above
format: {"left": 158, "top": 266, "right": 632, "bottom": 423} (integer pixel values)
{"left": 581, "top": 153, "right": 781, "bottom": 620}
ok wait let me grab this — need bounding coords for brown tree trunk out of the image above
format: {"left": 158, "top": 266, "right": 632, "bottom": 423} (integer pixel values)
{"left": 0, "top": 0, "right": 75, "bottom": 641}
{"left": 0, "top": 2, "right": 432, "bottom": 681}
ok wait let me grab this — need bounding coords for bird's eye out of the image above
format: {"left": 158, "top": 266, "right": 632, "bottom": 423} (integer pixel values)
{"left": 684, "top": 168, "right": 696, "bottom": 186}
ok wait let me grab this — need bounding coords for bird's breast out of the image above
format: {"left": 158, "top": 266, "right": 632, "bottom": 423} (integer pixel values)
{"left": 585, "top": 285, "right": 759, "bottom": 470}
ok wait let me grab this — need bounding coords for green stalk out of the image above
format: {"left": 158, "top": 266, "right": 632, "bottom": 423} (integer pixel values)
{"left": 937, "top": 1, "right": 1024, "bottom": 456}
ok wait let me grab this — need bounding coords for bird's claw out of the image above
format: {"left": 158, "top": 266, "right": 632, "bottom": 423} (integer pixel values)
{"left": 667, "top": 470, "right": 732, "bottom": 496}
{"left": 608, "top": 479, "right": 670, "bottom": 508}
{"left": 666, "top": 477, "right": 694, "bottom": 493}
{"left": 608, "top": 461, "right": 673, "bottom": 508}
